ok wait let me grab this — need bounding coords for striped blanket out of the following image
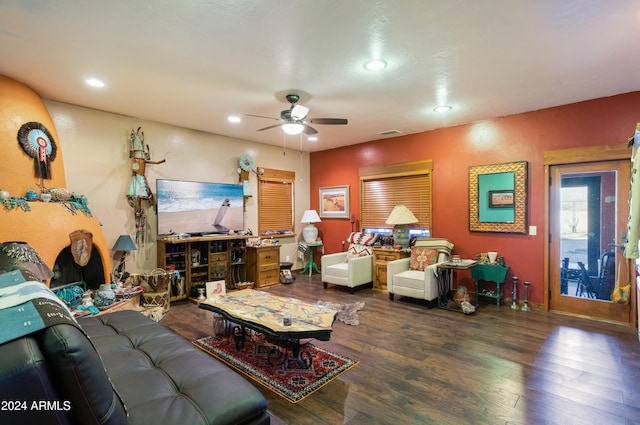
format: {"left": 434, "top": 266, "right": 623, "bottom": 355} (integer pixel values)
{"left": 0, "top": 270, "right": 79, "bottom": 345}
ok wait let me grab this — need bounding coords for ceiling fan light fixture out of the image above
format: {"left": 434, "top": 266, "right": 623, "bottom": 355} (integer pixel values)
{"left": 282, "top": 123, "right": 304, "bottom": 135}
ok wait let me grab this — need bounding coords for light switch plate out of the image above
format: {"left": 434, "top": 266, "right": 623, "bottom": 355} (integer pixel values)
{"left": 529, "top": 225, "right": 537, "bottom": 236}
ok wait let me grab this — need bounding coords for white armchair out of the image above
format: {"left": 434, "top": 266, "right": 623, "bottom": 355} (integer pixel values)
{"left": 387, "top": 238, "right": 454, "bottom": 305}
{"left": 321, "top": 232, "right": 379, "bottom": 293}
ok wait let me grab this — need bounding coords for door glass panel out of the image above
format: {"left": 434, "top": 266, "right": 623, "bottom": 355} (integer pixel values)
{"left": 559, "top": 171, "right": 617, "bottom": 301}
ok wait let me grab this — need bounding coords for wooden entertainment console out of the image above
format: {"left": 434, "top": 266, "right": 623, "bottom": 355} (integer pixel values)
{"left": 157, "top": 235, "right": 280, "bottom": 301}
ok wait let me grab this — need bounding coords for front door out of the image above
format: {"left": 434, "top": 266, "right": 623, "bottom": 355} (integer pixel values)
{"left": 549, "top": 160, "right": 632, "bottom": 324}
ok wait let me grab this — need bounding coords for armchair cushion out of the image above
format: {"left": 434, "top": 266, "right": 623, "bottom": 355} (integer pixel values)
{"left": 409, "top": 247, "right": 438, "bottom": 270}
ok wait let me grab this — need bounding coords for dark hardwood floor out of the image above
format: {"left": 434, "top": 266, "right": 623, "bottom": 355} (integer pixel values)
{"left": 161, "top": 274, "right": 640, "bottom": 425}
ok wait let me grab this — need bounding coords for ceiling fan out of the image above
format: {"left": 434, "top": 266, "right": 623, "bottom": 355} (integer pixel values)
{"left": 245, "top": 94, "right": 347, "bottom": 135}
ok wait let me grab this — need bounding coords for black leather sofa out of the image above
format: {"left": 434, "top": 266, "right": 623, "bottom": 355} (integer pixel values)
{"left": 0, "top": 309, "right": 270, "bottom": 425}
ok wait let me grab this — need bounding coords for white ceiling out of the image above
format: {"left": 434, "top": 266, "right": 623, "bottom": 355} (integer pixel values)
{"left": 1, "top": 1, "right": 639, "bottom": 152}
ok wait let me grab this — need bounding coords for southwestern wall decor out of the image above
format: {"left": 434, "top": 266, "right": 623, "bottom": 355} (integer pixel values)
{"left": 127, "top": 127, "right": 165, "bottom": 245}
{"left": 17, "top": 121, "right": 57, "bottom": 181}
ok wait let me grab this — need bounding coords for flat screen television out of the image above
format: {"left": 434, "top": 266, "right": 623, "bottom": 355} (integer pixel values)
{"left": 156, "top": 179, "right": 244, "bottom": 236}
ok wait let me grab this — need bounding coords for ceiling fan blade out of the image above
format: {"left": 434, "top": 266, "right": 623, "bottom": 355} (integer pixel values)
{"left": 308, "top": 118, "right": 348, "bottom": 125}
{"left": 291, "top": 104, "right": 309, "bottom": 120}
{"left": 256, "top": 124, "right": 282, "bottom": 132}
{"left": 303, "top": 124, "right": 318, "bottom": 135}
{"left": 244, "top": 113, "right": 280, "bottom": 121}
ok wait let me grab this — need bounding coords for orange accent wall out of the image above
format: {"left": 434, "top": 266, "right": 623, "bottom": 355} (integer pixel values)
{"left": 310, "top": 92, "right": 640, "bottom": 305}
{"left": 0, "top": 75, "right": 111, "bottom": 285}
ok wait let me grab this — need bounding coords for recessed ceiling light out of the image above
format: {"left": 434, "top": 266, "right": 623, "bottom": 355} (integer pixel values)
{"left": 308, "top": 136, "right": 318, "bottom": 142}
{"left": 227, "top": 115, "right": 241, "bottom": 123}
{"left": 433, "top": 105, "right": 452, "bottom": 113}
{"left": 364, "top": 59, "right": 387, "bottom": 71}
{"left": 85, "top": 78, "right": 105, "bottom": 88}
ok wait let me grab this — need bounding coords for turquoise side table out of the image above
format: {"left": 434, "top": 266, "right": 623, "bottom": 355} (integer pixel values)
{"left": 301, "top": 242, "right": 323, "bottom": 276}
{"left": 471, "top": 263, "right": 509, "bottom": 306}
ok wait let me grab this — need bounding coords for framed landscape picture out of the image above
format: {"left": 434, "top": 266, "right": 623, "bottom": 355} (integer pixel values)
{"left": 488, "top": 190, "right": 515, "bottom": 208}
{"left": 319, "top": 185, "right": 350, "bottom": 218}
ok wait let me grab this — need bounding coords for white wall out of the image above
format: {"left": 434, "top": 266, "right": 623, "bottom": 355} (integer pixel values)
{"left": 44, "top": 100, "right": 310, "bottom": 274}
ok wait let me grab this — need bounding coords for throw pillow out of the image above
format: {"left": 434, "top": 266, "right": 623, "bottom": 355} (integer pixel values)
{"left": 410, "top": 247, "right": 438, "bottom": 271}
{"left": 344, "top": 243, "right": 373, "bottom": 262}
{"left": 346, "top": 232, "right": 378, "bottom": 246}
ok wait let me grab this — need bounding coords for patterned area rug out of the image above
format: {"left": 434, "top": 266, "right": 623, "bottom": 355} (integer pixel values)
{"left": 193, "top": 335, "right": 358, "bottom": 403}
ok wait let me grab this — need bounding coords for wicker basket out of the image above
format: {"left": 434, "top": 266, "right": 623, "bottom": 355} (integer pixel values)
{"left": 138, "top": 268, "right": 171, "bottom": 293}
{"left": 142, "top": 291, "right": 170, "bottom": 312}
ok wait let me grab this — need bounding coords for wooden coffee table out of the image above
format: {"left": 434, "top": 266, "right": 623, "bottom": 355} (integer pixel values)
{"left": 198, "top": 289, "right": 338, "bottom": 367}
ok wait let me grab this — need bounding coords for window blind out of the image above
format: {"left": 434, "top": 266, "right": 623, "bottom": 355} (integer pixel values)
{"left": 258, "top": 168, "right": 295, "bottom": 236}
{"left": 360, "top": 160, "right": 432, "bottom": 231}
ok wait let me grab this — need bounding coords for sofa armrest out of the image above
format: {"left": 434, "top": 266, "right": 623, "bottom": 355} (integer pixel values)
{"left": 387, "top": 257, "right": 411, "bottom": 290}
{"left": 321, "top": 252, "right": 348, "bottom": 274}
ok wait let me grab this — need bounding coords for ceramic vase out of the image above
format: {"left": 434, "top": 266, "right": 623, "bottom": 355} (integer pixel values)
{"left": 94, "top": 283, "right": 116, "bottom": 307}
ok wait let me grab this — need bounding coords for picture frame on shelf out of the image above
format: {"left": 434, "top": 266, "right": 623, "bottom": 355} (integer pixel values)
{"left": 319, "top": 185, "right": 350, "bottom": 219}
{"left": 205, "top": 280, "right": 226, "bottom": 297}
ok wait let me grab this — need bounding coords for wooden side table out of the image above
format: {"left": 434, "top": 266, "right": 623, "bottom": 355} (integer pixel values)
{"left": 436, "top": 260, "right": 478, "bottom": 312}
{"left": 246, "top": 245, "right": 281, "bottom": 288}
{"left": 372, "top": 248, "right": 410, "bottom": 290}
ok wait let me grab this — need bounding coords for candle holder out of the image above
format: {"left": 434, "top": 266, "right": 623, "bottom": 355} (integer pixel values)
{"left": 511, "top": 276, "right": 519, "bottom": 310}
{"left": 522, "top": 281, "right": 531, "bottom": 311}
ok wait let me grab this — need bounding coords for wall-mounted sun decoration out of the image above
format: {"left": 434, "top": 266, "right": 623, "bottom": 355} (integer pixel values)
{"left": 17, "top": 121, "right": 57, "bottom": 179}
{"left": 238, "top": 154, "right": 254, "bottom": 197}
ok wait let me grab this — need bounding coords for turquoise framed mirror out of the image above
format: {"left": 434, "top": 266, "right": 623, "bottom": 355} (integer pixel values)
{"left": 469, "top": 161, "right": 528, "bottom": 233}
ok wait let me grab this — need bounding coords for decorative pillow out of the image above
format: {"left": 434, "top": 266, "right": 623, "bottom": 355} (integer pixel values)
{"left": 344, "top": 243, "right": 373, "bottom": 262}
{"left": 346, "top": 232, "right": 378, "bottom": 246}
{"left": 410, "top": 247, "right": 438, "bottom": 271}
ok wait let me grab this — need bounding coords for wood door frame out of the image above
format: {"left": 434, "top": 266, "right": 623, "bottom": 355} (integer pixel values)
{"left": 543, "top": 143, "right": 637, "bottom": 327}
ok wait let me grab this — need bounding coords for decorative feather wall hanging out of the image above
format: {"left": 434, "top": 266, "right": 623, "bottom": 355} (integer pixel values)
{"left": 17, "top": 121, "right": 57, "bottom": 179}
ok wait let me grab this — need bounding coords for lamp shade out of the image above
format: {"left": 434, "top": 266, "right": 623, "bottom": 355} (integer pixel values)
{"left": 301, "top": 209, "right": 321, "bottom": 223}
{"left": 112, "top": 235, "right": 137, "bottom": 252}
{"left": 301, "top": 209, "right": 321, "bottom": 244}
{"left": 385, "top": 205, "right": 418, "bottom": 225}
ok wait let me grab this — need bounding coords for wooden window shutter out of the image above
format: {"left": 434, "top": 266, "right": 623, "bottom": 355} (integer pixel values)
{"left": 258, "top": 168, "right": 295, "bottom": 236}
{"left": 360, "top": 160, "right": 433, "bottom": 231}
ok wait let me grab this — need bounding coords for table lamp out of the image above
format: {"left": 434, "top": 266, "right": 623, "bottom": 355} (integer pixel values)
{"left": 112, "top": 234, "right": 137, "bottom": 278}
{"left": 385, "top": 205, "right": 418, "bottom": 249}
{"left": 301, "top": 209, "right": 322, "bottom": 243}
